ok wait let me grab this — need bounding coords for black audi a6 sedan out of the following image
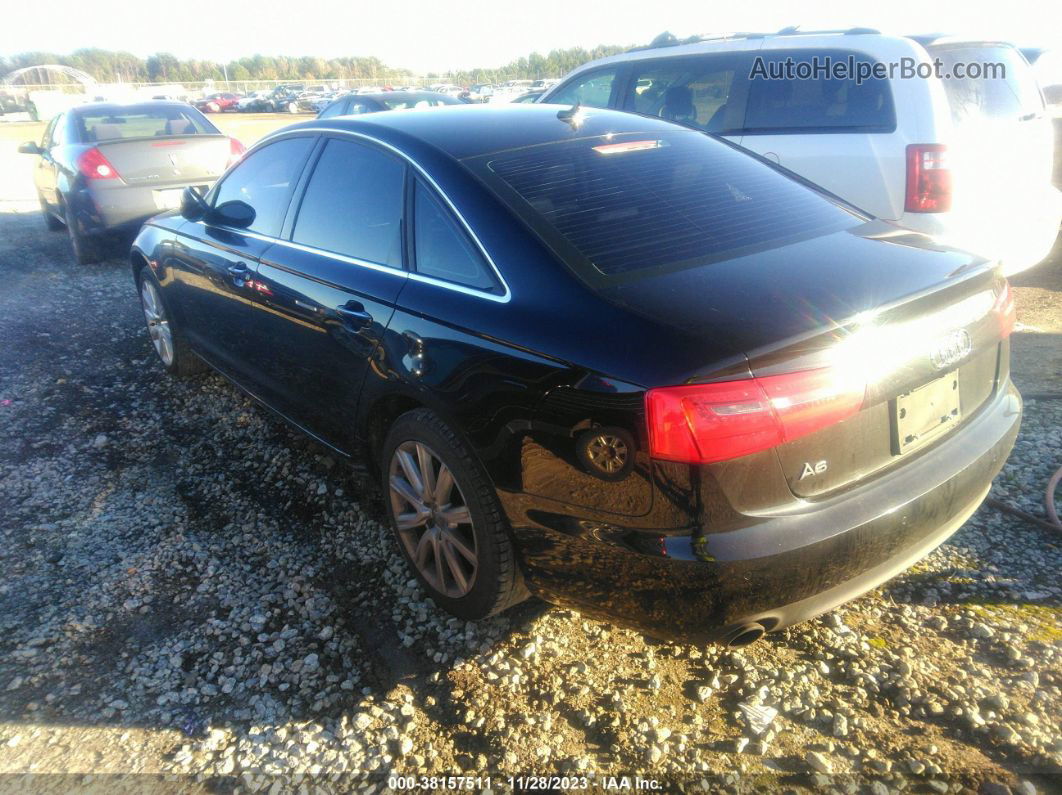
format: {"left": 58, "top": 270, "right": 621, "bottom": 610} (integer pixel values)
{"left": 130, "top": 104, "right": 1020, "bottom": 645}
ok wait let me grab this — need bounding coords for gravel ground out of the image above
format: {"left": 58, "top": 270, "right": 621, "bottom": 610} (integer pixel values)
{"left": 0, "top": 182, "right": 1060, "bottom": 791}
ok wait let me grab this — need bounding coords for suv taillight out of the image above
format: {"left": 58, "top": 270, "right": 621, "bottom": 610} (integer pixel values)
{"left": 646, "top": 369, "right": 865, "bottom": 464}
{"left": 77, "top": 147, "right": 120, "bottom": 180}
{"left": 905, "top": 144, "right": 951, "bottom": 212}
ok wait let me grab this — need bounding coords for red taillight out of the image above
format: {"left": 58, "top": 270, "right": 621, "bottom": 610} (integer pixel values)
{"left": 77, "top": 147, "right": 120, "bottom": 180}
{"left": 905, "top": 144, "right": 951, "bottom": 212}
{"left": 227, "top": 137, "right": 246, "bottom": 168}
{"left": 646, "top": 369, "right": 865, "bottom": 464}
{"left": 996, "top": 280, "right": 1016, "bottom": 338}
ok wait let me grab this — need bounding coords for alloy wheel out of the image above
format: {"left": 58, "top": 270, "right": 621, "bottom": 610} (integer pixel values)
{"left": 585, "top": 432, "right": 629, "bottom": 474}
{"left": 388, "top": 441, "right": 478, "bottom": 598}
{"left": 141, "top": 280, "right": 174, "bottom": 366}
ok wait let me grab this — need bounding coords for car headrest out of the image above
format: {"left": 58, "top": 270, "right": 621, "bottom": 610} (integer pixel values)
{"left": 91, "top": 123, "right": 124, "bottom": 142}
{"left": 165, "top": 119, "right": 195, "bottom": 135}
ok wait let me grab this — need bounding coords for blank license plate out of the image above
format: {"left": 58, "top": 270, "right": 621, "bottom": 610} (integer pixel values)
{"left": 894, "top": 371, "right": 961, "bottom": 455}
{"left": 153, "top": 189, "right": 184, "bottom": 210}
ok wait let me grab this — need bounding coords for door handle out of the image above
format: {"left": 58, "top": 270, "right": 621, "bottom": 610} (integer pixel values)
{"left": 336, "top": 301, "right": 373, "bottom": 328}
{"left": 227, "top": 263, "right": 251, "bottom": 285}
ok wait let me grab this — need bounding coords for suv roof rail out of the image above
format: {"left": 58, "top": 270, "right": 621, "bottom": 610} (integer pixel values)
{"left": 775, "top": 26, "right": 881, "bottom": 36}
{"left": 627, "top": 26, "right": 883, "bottom": 54}
{"left": 627, "top": 31, "right": 769, "bottom": 52}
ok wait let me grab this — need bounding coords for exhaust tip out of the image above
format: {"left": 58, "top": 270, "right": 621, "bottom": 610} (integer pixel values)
{"left": 726, "top": 623, "right": 766, "bottom": 647}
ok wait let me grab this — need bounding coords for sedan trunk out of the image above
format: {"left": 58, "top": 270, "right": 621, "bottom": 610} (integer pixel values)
{"left": 94, "top": 135, "right": 232, "bottom": 188}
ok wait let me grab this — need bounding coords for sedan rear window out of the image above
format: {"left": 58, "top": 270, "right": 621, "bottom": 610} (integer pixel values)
{"left": 76, "top": 105, "right": 215, "bottom": 142}
{"left": 472, "top": 130, "right": 860, "bottom": 281}
{"left": 379, "top": 95, "right": 460, "bottom": 110}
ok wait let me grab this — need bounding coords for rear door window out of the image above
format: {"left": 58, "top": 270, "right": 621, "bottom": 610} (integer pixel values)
{"left": 292, "top": 138, "right": 405, "bottom": 267}
{"left": 623, "top": 56, "right": 745, "bottom": 133}
{"left": 412, "top": 180, "right": 498, "bottom": 291}
{"left": 930, "top": 44, "right": 1044, "bottom": 123}
{"left": 548, "top": 67, "right": 622, "bottom": 108}
{"left": 744, "top": 49, "right": 896, "bottom": 133}
{"left": 318, "top": 99, "right": 346, "bottom": 118}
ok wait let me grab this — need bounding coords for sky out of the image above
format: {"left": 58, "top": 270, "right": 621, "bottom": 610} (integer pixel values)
{"left": 3, "top": 0, "right": 1060, "bottom": 75}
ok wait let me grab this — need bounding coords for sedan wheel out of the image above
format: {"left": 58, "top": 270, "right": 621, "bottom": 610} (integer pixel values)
{"left": 140, "top": 279, "right": 174, "bottom": 366}
{"left": 65, "top": 206, "right": 102, "bottom": 265}
{"left": 137, "top": 265, "right": 205, "bottom": 377}
{"left": 381, "top": 409, "right": 525, "bottom": 619}
{"left": 389, "top": 441, "right": 478, "bottom": 598}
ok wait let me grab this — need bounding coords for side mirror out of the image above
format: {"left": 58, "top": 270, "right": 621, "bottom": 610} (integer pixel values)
{"left": 209, "top": 199, "right": 256, "bottom": 229}
{"left": 18, "top": 141, "right": 42, "bottom": 155}
{"left": 179, "top": 186, "right": 209, "bottom": 220}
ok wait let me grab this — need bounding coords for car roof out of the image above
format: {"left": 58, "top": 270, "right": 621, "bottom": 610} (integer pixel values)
{"left": 68, "top": 100, "right": 194, "bottom": 114}
{"left": 280, "top": 103, "right": 690, "bottom": 161}
{"left": 343, "top": 91, "right": 457, "bottom": 102}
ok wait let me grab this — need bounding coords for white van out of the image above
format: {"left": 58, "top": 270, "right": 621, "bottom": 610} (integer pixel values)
{"left": 540, "top": 29, "right": 1061, "bottom": 275}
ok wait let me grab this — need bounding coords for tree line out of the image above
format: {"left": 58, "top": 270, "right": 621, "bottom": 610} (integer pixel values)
{"left": 0, "top": 43, "right": 634, "bottom": 85}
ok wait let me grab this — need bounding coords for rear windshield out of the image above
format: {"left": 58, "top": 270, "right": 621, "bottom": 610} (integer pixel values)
{"left": 75, "top": 105, "right": 216, "bottom": 143}
{"left": 930, "top": 44, "right": 1044, "bottom": 123}
{"left": 379, "top": 95, "right": 459, "bottom": 110}
{"left": 471, "top": 130, "right": 861, "bottom": 282}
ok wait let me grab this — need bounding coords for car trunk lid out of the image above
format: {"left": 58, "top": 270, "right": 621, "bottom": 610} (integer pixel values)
{"left": 598, "top": 220, "right": 1009, "bottom": 498}
{"left": 95, "top": 135, "right": 232, "bottom": 188}
{"left": 748, "top": 264, "right": 1009, "bottom": 498}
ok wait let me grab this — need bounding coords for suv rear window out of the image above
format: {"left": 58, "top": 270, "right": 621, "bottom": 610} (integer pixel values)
{"left": 472, "top": 130, "right": 860, "bottom": 281}
{"left": 929, "top": 44, "right": 1044, "bottom": 123}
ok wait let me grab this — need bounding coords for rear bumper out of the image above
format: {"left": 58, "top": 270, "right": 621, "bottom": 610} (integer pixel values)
{"left": 897, "top": 189, "right": 1062, "bottom": 276}
{"left": 72, "top": 183, "right": 207, "bottom": 234}
{"left": 510, "top": 381, "right": 1021, "bottom": 643}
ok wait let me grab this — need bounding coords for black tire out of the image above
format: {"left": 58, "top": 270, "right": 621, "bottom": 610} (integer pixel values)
{"left": 137, "top": 265, "right": 207, "bottom": 377}
{"left": 39, "top": 195, "right": 63, "bottom": 231}
{"left": 381, "top": 409, "right": 525, "bottom": 620}
{"left": 65, "top": 205, "right": 102, "bottom": 265}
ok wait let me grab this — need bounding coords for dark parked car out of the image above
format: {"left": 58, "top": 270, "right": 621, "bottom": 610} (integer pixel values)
{"left": 20, "top": 101, "right": 245, "bottom": 265}
{"left": 0, "top": 88, "right": 37, "bottom": 119}
{"left": 316, "top": 90, "right": 463, "bottom": 118}
{"left": 130, "top": 105, "right": 1020, "bottom": 644}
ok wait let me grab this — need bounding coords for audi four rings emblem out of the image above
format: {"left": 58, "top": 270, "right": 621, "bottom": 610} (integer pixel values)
{"left": 929, "top": 329, "right": 973, "bottom": 370}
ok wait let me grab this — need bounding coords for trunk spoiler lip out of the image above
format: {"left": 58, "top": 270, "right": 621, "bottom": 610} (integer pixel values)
{"left": 738, "top": 256, "right": 1001, "bottom": 369}
{"left": 93, "top": 133, "right": 228, "bottom": 146}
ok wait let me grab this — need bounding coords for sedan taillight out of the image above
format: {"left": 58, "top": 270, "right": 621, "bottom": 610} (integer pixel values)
{"left": 996, "top": 280, "right": 1016, "bottom": 338}
{"left": 77, "top": 147, "right": 121, "bottom": 180}
{"left": 227, "top": 137, "right": 246, "bottom": 168}
{"left": 646, "top": 369, "right": 866, "bottom": 464}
